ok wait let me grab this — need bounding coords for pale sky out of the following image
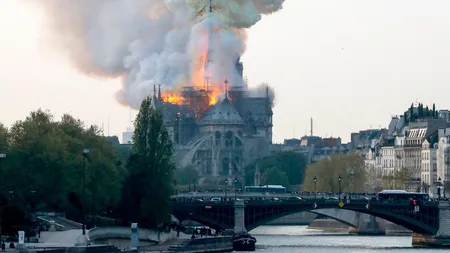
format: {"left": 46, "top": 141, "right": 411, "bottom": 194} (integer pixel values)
{"left": 1, "top": 0, "right": 450, "bottom": 143}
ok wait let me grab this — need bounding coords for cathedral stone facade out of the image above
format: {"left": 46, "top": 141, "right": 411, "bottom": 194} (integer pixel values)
{"left": 153, "top": 83, "right": 273, "bottom": 185}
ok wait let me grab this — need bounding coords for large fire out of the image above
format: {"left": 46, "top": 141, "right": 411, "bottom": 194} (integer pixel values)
{"left": 161, "top": 87, "right": 221, "bottom": 107}
{"left": 162, "top": 92, "right": 184, "bottom": 105}
{"left": 160, "top": 21, "right": 223, "bottom": 109}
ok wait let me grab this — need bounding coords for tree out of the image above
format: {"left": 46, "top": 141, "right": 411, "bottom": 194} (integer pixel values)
{"left": 433, "top": 103, "right": 436, "bottom": 117}
{"left": 0, "top": 110, "right": 124, "bottom": 228}
{"left": 174, "top": 165, "right": 199, "bottom": 186}
{"left": 244, "top": 152, "right": 307, "bottom": 187}
{"left": 0, "top": 123, "right": 8, "bottom": 153}
{"left": 302, "top": 153, "right": 366, "bottom": 192}
{"left": 392, "top": 167, "right": 413, "bottom": 190}
{"left": 262, "top": 167, "right": 289, "bottom": 186}
{"left": 118, "top": 97, "right": 175, "bottom": 228}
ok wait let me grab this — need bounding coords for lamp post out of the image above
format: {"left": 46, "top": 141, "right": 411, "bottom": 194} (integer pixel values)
{"left": 438, "top": 177, "right": 442, "bottom": 200}
{"left": 224, "top": 178, "right": 228, "bottom": 201}
{"left": 82, "top": 148, "right": 89, "bottom": 236}
{"left": 349, "top": 168, "right": 355, "bottom": 192}
{"left": 338, "top": 175, "right": 342, "bottom": 202}
{"left": 234, "top": 177, "right": 238, "bottom": 198}
{"left": 313, "top": 176, "right": 317, "bottom": 200}
{"left": 444, "top": 180, "right": 447, "bottom": 199}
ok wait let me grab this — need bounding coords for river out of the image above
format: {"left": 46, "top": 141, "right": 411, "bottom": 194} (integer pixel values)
{"left": 250, "top": 226, "right": 446, "bottom": 253}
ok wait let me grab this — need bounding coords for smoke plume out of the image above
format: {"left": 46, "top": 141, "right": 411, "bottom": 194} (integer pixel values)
{"left": 29, "top": 0, "right": 285, "bottom": 108}
{"left": 249, "top": 83, "right": 276, "bottom": 106}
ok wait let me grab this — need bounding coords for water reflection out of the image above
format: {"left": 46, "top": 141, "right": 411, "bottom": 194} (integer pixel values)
{"left": 251, "top": 226, "right": 446, "bottom": 253}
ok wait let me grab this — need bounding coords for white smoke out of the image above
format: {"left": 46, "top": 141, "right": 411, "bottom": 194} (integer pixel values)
{"left": 249, "top": 83, "right": 276, "bottom": 106}
{"left": 28, "top": 0, "right": 285, "bottom": 108}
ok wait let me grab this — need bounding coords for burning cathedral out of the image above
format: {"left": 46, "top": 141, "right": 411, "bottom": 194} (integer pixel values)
{"left": 152, "top": 57, "right": 273, "bottom": 185}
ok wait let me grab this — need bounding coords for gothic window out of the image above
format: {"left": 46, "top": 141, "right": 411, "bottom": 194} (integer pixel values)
{"left": 225, "top": 131, "right": 233, "bottom": 147}
{"left": 215, "top": 131, "right": 222, "bottom": 146}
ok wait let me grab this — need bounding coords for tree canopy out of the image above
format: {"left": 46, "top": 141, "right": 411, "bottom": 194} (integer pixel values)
{"left": 117, "top": 97, "right": 175, "bottom": 228}
{"left": 0, "top": 110, "right": 124, "bottom": 233}
{"left": 174, "top": 165, "right": 200, "bottom": 186}
{"left": 244, "top": 152, "right": 308, "bottom": 188}
{"left": 302, "top": 153, "right": 366, "bottom": 192}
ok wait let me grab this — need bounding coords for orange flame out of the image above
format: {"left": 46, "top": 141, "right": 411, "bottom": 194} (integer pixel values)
{"left": 208, "top": 86, "right": 221, "bottom": 105}
{"left": 161, "top": 92, "right": 184, "bottom": 105}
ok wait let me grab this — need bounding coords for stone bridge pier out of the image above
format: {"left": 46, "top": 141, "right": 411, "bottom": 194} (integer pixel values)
{"left": 413, "top": 202, "right": 450, "bottom": 247}
{"left": 234, "top": 200, "right": 246, "bottom": 233}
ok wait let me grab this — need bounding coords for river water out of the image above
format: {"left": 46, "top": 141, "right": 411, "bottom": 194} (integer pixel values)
{"left": 250, "top": 226, "right": 446, "bottom": 253}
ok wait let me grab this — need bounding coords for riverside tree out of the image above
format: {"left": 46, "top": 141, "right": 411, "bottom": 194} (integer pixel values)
{"left": 118, "top": 97, "right": 175, "bottom": 228}
{"left": 244, "top": 152, "right": 308, "bottom": 188}
{"left": 302, "top": 153, "right": 367, "bottom": 193}
{"left": 0, "top": 110, "right": 123, "bottom": 234}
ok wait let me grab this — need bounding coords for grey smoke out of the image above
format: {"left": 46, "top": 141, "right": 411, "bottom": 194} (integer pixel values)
{"left": 248, "top": 83, "right": 276, "bottom": 106}
{"left": 28, "top": 0, "right": 285, "bottom": 108}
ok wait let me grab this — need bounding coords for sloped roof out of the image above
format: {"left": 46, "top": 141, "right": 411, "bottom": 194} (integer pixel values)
{"left": 199, "top": 96, "right": 244, "bottom": 125}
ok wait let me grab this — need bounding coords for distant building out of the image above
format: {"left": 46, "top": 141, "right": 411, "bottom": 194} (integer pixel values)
{"left": 299, "top": 135, "right": 324, "bottom": 147}
{"left": 437, "top": 127, "right": 450, "bottom": 184}
{"left": 421, "top": 138, "right": 437, "bottom": 195}
{"left": 439, "top": 110, "right": 450, "bottom": 123}
{"left": 283, "top": 138, "right": 301, "bottom": 146}
{"left": 122, "top": 128, "right": 133, "bottom": 144}
{"left": 350, "top": 129, "right": 387, "bottom": 150}
{"left": 381, "top": 139, "right": 395, "bottom": 177}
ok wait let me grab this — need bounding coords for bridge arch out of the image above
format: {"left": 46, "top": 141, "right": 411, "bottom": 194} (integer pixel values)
{"left": 308, "top": 209, "right": 359, "bottom": 227}
{"left": 171, "top": 201, "right": 439, "bottom": 235}
{"left": 244, "top": 203, "right": 438, "bottom": 234}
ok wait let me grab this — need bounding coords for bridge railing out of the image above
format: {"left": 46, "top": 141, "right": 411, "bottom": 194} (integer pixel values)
{"left": 172, "top": 196, "right": 440, "bottom": 206}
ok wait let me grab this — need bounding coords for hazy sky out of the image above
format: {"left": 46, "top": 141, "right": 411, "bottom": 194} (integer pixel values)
{"left": 1, "top": 0, "right": 450, "bottom": 143}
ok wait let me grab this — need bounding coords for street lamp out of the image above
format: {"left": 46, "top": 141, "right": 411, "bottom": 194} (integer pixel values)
{"left": 234, "top": 177, "right": 238, "bottom": 198}
{"left": 438, "top": 177, "right": 442, "bottom": 200}
{"left": 313, "top": 176, "right": 317, "bottom": 200}
{"left": 338, "top": 175, "right": 342, "bottom": 202}
{"left": 82, "top": 148, "right": 89, "bottom": 236}
{"left": 444, "top": 180, "right": 447, "bottom": 199}
{"left": 224, "top": 178, "right": 228, "bottom": 200}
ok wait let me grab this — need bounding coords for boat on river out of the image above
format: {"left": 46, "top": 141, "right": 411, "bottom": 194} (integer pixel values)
{"left": 232, "top": 232, "right": 256, "bottom": 251}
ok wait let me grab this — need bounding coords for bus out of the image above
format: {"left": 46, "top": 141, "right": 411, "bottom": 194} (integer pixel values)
{"left": 245, "top": 185, "right": 286, "bottom": 193}
{"left": 377, "top": 190, "right": 429, "bottom": 202}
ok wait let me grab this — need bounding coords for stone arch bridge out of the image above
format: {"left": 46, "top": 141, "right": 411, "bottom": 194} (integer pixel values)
{"left": 171, "top": 198, "right": 450, "bottom": 247}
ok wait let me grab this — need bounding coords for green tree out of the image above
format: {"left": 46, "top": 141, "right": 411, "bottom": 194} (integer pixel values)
{"left": 0, "top": 123, "right": 8, "bottom": 153}
{"left": 244, "top": 152, "right": 307, "bottom": 187}
{"left": 174, "top": 165, "right": 199, "bottom": 186}
{"left": 118, "top": 97, "right": 175, "bottom": 228}
{"left": 392, "top": 167, "right": 413, "bottom": 190}
{"left": 302, "top": 153, "right": 366, "bottom": 192}
{"left": 262, "top": 167, "right": 289, "bottom": 186}
{"left": 0, "top": 110, "right": 123, "bottom": 224}
{"left": 433, "top": 103, "right": 436, "bottom": 117}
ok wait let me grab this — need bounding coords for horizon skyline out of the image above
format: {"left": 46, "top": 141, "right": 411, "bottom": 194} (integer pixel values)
{"left": 2, "top": 0, "right": 450, "bottom": 144}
